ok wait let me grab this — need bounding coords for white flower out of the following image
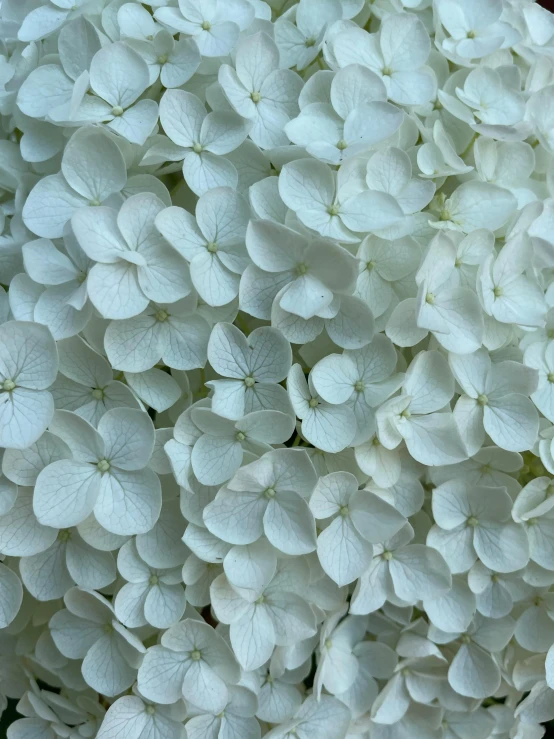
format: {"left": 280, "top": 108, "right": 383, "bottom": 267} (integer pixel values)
{"left": 350, "top": 523, "right": 451, "bottom": 614}
{"left": 137, "top": 618, "right": 241, "bottom": 712}
{"left": 104, "top": 295, "right": 211, "bottom": 373}
{"left": 431, "top": 181, "right": 517, "bottom": 234}
{"left": 366, "top": 147, "right": 436, "bottom": 220}
{"left": 415, "top": 231, "right": 484, "bottom": 354}
{"left": 18, "top": 0, "right": 92, "bottom": 42}
{"left": 127, "top": 30, "right": 201, "bottom": 89}
{"left": 184, "top": 686, "right": 260, "bottom": 739}
{"left": 430, "top": 613, "right": 515, "bottom": 699}
{"left": 204, "top": 449, "right": 317, "bottom": 554}
{"left": 51, "top": 335, "right": 140, "bottom": 426}
{"left": 50, "top": 586, "right": 146, "bottom": 697}
{"left": 255, "top": 665, "right": 303, "bottom": 723}
{"left": 450, "top": 348, "right": 539, "bottom": 454}
{"left": 22, "top": 127, "right": 127, "bottom": 239}
{"left": 468, "top": 561, "right": 528, "bottom": 619}
{"left": 376, "top": 350, "right": 467, "bottom": 467}
{"left": 154, "top": 89, "right": 251, "bottom": 196}
{"left": 242, "top": 219, "right": 358, "bottom": 322}
{"left": 210, "top": 566, "right": 317, "bottom": 671}
{"left": 33, "top": 408, "right": 162, "bottom": 535}
{"left": 274, "top": 0, "right": 343, "bottom": 71}
{"left": 155, "top": 0, "right": 255, "bottom": 58}
{"left": 287, "top": 364, "right": 357, "bottom": 453}
{"left": 219, "top": 31, "right": 304, "bottom": 150}
{"left": 355, "top": 235, "right": 420, "bottom": 319}
{"left": 436, "top": 0, "right": 521, "bottom": 59}
{"left": 417, "top": 120, "right": 474, "bottom": 179}
{"left": 263, "top": 695, "right": 351, "bottom": 739}
{"left": 285, "top": 65, "right": 402, "bottom": 164}
{"left": 115, "top": 539, "right": 185, "bottom": 629}
{"left": 477, "top": 234, "right": 547, "bottom": 329}
{"left": 21, "top": 229, "right": 94, "bottom": 339}
{"left": 279, "top": 158, "right": 404, "bottom": 242}
{"left": 513, "top": 478, "right": 554, "bottom": 571}
{"left": 97, "top": 694, "right": 185, "bottom": 739}
{"left": 206, "top": 322, "right": 292, "bottom": 419}
{"left": 0, "top": 321, "right": 58, "bottom": 449}
{"left": 332, "top": 12, "right": 435, "bottom": 106}
{"left": 191, "top": 406, "right": 295, "bottom": 485}
{"left": 74, "top": 42, "right": 159, "bottom": 145}
{"left": 429, "top": 445, "right": 523, "bottom": 497}
{"left": 156, "top": 187, "right": 250, "bottom": 307}
{"left": 71, "top": 192, "right": 191, "bottom": 320}
{"left": 427, "top": 479, "right": 529, "bottom": 573}
{"left": 19, "top": 523, "right": 117, "bottom": 601}
{"left": 309, "top": 471, "right": 406, "bottom": 586}
{"left": 311, "top": 334, "right": 405, "bottom": 446}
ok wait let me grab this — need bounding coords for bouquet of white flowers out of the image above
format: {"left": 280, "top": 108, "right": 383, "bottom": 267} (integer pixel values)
{"left": 1, "top": 0, "right": 554, "bottom": 736}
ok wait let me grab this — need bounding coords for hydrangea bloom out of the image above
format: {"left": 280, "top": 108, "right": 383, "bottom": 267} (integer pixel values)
{"left": 3, "top": 0, "right": 554, "bottom": 737}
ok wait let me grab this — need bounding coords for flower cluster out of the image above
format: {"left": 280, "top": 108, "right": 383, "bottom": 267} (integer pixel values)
{"left": 1, "top": 0, "right": 554, "bottom": 737}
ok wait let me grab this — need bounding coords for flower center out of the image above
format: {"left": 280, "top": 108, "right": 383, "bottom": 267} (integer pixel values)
{"left": 336, "top": 139, "right": 348, "bottom": 151}
{"left": 305, "top": 37, "right": 316, "bottom": 47}
{"left": 366, "top": 261, "right": 374, "bottom": 271}
{"left": 354, "top": 380, "right": 364, "bottom": 392}
{"left": 145, "top": 705, "right": 155, "bottom": 715}
{"left": 296, "top": 262, "right": 308, "bottom": 275}
{"left": 325, "top": 638, "right": 333, "bottom": 649}
{"left": 244, "top": 376, "right": 255, "bottom": 387}
{"left": 236, "top": 431, "right": 246, "bottom": 441}
{"left": 111, "top": 106, "right": 124, "bottom": 116}
{"left": 250, "top": 91, "right": 262, "bottom": 103}
{"left": 255, "top": 594, "right": 265, "bottom": 604}
{"left": 201, "top": 20, "right": 211, "bottom": 31}
{"left": 548, "top": 373, "right": 554, "bottom": 383}
{"left": 460, "top": 633, "right": 471, "bottom": 644}
{"left": 92, "top": 388, "right": 104, "bottom": 400}
{"left": 308, "top": 398, "right": 319, "bottom": 408}
{"left": 339, "top": 505, "right": 349, "bottom": 517}
{"left": 190, "top": 649, "right": 202, "bottom": 660}
{"left": 327, "top": 204, "right": 340, "bottom": 216}
{"left": 192, "top": 142, "right": 203, "bottom": 153}
{"left": 155, "top": 309, "right": 169, "bottom": 322}
{"left": 58, "top": 529, "right": 71, "bottom": 542}
{"left": 467, "top": 30, "right": 476, "bottom": 39}
{"left": 477, "top": 394, "right": 488, "bottom": 406}
{"left": 207, "top": 241, "right": 218, "bottom": 253}
{"left": 264, "top": 487, "right": 276, "bottom": 499}
{"left": 157, "top": 55, "right": 168, "bottom": 65}
{"left": 467, "top": 516, "right": 479, "bottom": 527}
{"left": 382, "top": 551, "right": 393, "bottom": 561}
{"left": 425, "top": 292, "right": 435, "bottom": 305}
{"left": 149, "top": 574, "right": 159, "bottom": 585}
{"left": 77, "top": 270, "right": 87, "bottom": 282}
{"left": 2, "top": 379, "right": 15, "bottom": 391}
{"left": 382, "top": 66, "right": 393, "bottom": 76}
{"left": 97, "top": 459, "right": 110, "bottom": 473}
{"left": 493, "top": 286, "right": 504, "bottom": 298}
